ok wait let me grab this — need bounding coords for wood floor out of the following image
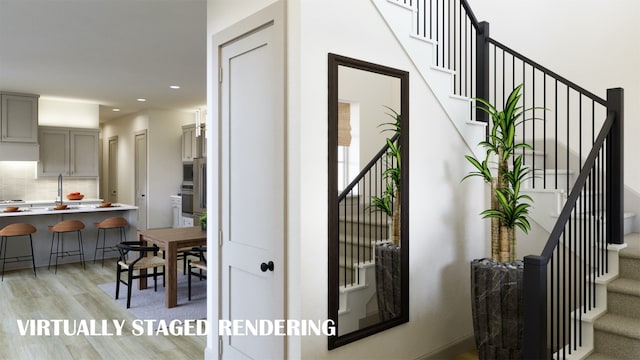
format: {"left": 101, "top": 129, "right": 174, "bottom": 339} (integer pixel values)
{"left": 0, "top": 258, "right": 206, "bottom": 360}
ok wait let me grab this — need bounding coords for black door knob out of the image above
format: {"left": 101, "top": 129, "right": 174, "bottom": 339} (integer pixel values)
{"left": 260, "top": 261, "right": 274, "bottom": 272}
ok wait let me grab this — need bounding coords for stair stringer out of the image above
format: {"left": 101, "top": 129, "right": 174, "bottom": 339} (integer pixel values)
{"left": 370, "top": 0, "right": 486, "bottom": 159}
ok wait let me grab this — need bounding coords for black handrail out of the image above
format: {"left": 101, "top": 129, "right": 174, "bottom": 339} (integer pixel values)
{"left": 488, "top": 38, "right": 606, "bottom": 106}
{"left": 460, "top": 0, "right": 480, "bottom": 29}
{"left": 338, "top": 133, "right": 399, "bottom": 202}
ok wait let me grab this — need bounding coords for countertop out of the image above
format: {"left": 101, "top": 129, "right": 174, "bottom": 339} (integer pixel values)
{"left": 0, "top": 199, "right": 104, "bottom": 207}
{"left": 0, "top": 203, "right": 138, "bottom": 217}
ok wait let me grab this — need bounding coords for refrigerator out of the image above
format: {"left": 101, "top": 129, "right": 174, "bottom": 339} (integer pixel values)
{"left": 193, "top": 157, "right": 207, "bottom": 225}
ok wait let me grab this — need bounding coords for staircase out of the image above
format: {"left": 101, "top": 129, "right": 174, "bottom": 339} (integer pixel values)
{"left": 369, "top": 0, "right": 631, "bottom": 358}
{"left": 337, "top": 193, "right": 392, "bottom": 334}
{"left": 588, "top": 233, "right": 640, "bottom": 359}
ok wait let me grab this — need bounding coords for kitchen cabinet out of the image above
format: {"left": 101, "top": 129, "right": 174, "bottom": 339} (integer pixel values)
{"left": 38, "top": 127, "right": 99, "bottom": 177}
{"left": 182, "top": 124, "right": 197, "bottom": 161}
{"left": 1, "top": 92, "right": 39, "bottom": 143}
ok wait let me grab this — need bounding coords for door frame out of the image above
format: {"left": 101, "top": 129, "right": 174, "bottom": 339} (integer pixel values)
{"left": 107, "top": 135, "right": 118, "bottom": 203}
{"left": 134, "top": 130, "right": 148, "bottom": 230}
{"left": 208, "top": 2, "right": 286, "bottom": 358}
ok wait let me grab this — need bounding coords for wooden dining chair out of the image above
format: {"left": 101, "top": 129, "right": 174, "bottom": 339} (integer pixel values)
{"left": 115, "top": 241, "right": 165, "bottom": 309}
{"left": 187, "top": 246, "right": 206, "bottom": 301}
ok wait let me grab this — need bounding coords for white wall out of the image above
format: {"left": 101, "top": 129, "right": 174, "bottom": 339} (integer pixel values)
{"left": 146, "top": 109, "right": 193, "bottom": 228}
{"left": 38, "top": 97, "right": 99, "bottom": 128}
{"left": 208, "top": 0, "right": 277, "bottom": 34}
{"left": 339, "top": 66, "right": 401, "bottom": 175}
{"left": 294, "top": 0, "right": 485, "bottom": 358}
{"left": 100, "top": 109, "right": 192, "bottom": 229}
{"left": 469, "top": 0, "right": 640, "bottom": 193}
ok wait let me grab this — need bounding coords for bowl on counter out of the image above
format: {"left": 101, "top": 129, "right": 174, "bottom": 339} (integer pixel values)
{"left": 3, "top": 206, "right": 19, "bottom": 212}
{"left": 54, "top": 204, "right": 68, "bottom": 210}
{"left": 66, "top": 193, "right": 84, "bottom": 200}
{"left": 99, "top": 202, "right": 112, "bottom": 208}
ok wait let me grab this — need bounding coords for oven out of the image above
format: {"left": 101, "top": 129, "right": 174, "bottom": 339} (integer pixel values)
{"left": 183, "top": 162, "right": 194, "bottom": 183}
{"left": 180, "top": 183, "right": 194, "bottom": 217}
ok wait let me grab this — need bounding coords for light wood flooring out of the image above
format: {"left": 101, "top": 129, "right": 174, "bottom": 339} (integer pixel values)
{"left": 0, "top": 258, "right": 206, "bottom": 360}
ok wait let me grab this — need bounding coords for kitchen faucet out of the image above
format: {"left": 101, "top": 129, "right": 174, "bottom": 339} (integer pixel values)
{"left": 58, "top": 173, "right": 63, "bottom": 204}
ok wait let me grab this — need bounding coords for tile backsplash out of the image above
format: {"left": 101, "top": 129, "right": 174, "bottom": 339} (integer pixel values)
{"left": 0, "top": 162, "right": 98, "bottom": 201}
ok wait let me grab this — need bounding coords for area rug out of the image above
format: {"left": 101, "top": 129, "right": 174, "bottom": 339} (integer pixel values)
{"left": 98, "top": 272, "right": 206, "bottom": 323}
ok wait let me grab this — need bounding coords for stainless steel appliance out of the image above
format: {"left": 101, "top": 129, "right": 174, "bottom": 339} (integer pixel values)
{"left": 181, "top": 183, "right": 193, "bottom": 217}
{"left": 182, "top": 162, "right": 194, "bottom": 183}
{"left": 193, "top": 157, "right": 206, "bottom": 222}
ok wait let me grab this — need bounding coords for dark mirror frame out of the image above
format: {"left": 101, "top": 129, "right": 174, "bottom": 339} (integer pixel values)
{"left": 327, "top": 53, "right": 409, "bottom": 349}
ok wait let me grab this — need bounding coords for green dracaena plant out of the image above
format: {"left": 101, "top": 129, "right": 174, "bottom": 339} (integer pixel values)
{"left": 462, "top": 84, "right": 535, "bottom": 263}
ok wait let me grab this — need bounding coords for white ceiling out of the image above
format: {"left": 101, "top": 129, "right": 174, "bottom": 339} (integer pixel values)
{"left": 0, "top": 0, "right": 207, "bottom": 122}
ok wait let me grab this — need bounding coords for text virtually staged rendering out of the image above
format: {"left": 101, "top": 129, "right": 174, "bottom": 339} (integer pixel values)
{"left": 16, "top": 319, "right": 336, "bottom": 337}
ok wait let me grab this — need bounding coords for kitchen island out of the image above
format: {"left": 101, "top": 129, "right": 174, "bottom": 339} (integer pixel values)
{"left": 0, "top": 204, "right": 137, "bottom": 270}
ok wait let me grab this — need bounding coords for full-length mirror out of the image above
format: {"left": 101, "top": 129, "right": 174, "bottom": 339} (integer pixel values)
{"left": 328, "top": 53, "right": 409, "bottom": 349}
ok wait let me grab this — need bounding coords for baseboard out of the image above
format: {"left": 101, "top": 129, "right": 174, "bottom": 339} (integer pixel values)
{"left": 416, "top": 335, "right": 475, "bottom": 360}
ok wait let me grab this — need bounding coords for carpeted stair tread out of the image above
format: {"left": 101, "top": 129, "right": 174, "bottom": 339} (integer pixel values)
{"left": 594, "top": 313, "right": 640, "bottom": 340}
{"left": 586, "top": 352, "right": 625, "bottom": 360}
{"left": 608, "top": 277, "right": 640, "bottom": 297}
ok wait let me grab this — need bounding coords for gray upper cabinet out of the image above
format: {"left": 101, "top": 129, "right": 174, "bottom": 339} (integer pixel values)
{"left": 182, "top": 124, "right": 197, "bottom": 161}
{"left": 38, "top": 127, "right": 99, "bottom": 177}
{"left": 0, "top": 92, "right": 39, "bottom": 143}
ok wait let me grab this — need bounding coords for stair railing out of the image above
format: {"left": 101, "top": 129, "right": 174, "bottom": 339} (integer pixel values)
{"left": 523, "top": 89, "right": 624, "bottom": 359}
{"left": 387, "top": 0, "right": 625, "bottom": 357}
{"left": 337, "top": 134, "right": 399, "bottom": 286}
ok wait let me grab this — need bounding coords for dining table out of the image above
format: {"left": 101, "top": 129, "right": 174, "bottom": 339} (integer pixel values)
{"left": 137, "top": 226, "right": 207, "bottom": 308}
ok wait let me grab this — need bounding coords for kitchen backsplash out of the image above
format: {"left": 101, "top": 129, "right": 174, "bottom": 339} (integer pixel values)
{"left": 0, "top": 162, "right": 98, "bottom": 201}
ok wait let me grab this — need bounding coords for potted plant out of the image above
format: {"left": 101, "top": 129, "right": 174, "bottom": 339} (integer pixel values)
{"left": 370, "top": 106, "right": 401, "bottom": 245}
{"left": 370, "top": 107, "right": 402, "bottom": 321}
{"left": 199, "top": 211, "right": 207, "bottom": 231}
{"left": 462, "top": 84, "right": 533, "bottom": 360}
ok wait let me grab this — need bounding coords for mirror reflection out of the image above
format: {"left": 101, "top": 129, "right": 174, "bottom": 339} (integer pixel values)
{"left": 328, "top": 54, "right": 409, "bottom": 349}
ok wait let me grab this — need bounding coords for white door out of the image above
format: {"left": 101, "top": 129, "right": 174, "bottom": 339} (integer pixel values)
{"left": 219, "top": 5, "right": 285, "bottom": 359}
{"left": 135, "top": 131, "right": 148, "bottom": 230}
{"left": 108, "top": 136, "right": 118, "bottom": 203}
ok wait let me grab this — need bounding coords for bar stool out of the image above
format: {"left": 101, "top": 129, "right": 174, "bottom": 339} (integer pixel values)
{"left": 48, "top": 220, "right": 86, "bottom": 273}
{"left": 93, "top": 217, "right": 128, "bottom": 267}
{"left": 0, "top": 223, "right": 37, "bottom": 281}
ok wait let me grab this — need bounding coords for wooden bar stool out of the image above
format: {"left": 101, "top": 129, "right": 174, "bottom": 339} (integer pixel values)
{"left": 93, "top": 217, "right": 128, "bottom": 267}
{"left": 48, "top": 220, "right": 86, "bottom": 273}
{"left": 0, "top": 223, "right": 37, "bottom": 281}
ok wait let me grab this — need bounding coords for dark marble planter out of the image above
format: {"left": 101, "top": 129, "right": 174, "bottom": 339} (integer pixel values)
{"left": 375, "top": 243, "right": 402, "bottom": 321}
{"left": 470, "top": 259, "right": 524, "bottom": 360}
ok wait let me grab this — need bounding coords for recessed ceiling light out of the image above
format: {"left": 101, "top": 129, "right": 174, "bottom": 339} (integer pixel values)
{"left": 112, "top": 108, "right": 121, "bottom": 112}
{"left": 137, "top": 98, "right": 147, "bottom": 102}
{"left": 170, "top": 85, "right": 181, "bottom": 89}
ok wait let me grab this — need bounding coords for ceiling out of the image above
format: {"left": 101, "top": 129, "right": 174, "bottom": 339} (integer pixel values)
{"left": 0, "top": 0, "right": 207, "bottom": 122}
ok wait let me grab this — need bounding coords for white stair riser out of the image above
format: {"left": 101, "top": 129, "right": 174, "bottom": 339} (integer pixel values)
{"left": 523, "top": 169, "right": 576, "bottom": 191}
{"left": 338, "top": 262, "right": 377, "bottom": 335}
